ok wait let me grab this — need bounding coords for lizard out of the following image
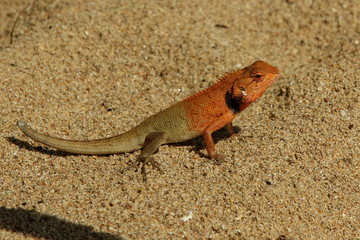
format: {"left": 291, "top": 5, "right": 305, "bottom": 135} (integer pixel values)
{"left": 17, "top": 60, "right": 279, "bottom": 180}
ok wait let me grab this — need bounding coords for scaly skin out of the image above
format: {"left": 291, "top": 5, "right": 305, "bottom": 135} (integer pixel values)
{"left": 18, "top": 60, "right": 279, "bottom": 167}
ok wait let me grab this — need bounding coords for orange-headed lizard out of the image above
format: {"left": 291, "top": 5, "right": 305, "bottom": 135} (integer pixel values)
{"left": 18, "top": 60, "right": 279, "bottom": 179}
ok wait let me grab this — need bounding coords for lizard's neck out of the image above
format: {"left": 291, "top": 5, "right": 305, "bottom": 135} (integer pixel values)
{"left": 225, "top": 91, "right": 251, "bottom": 114}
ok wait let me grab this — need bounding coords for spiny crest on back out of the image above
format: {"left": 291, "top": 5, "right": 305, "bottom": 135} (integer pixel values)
{"left": 217, "top": 68, "right": 245, "bottom": 83}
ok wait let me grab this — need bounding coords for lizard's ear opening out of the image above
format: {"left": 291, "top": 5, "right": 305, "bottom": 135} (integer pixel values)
{"left": 231, "top": 80, "right": 247, "bottom": 98}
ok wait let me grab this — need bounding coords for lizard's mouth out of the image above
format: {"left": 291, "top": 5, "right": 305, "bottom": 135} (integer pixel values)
{"left": 269, "top": 75, "right": 279, "bottom": 85}
{"left": 268, "top": 73, "right": 279, "bottom": 85}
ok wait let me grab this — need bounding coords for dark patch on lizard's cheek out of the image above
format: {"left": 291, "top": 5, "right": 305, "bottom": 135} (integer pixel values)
{"left": 225, "top": 91, "right": 242, "bottom": 114}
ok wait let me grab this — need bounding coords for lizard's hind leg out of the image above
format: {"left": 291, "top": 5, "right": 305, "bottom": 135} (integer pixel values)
{"left": 123, "top": 132, "right": 166, "bottom": 182}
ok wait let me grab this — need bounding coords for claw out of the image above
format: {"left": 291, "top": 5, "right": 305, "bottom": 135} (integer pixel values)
{"left": 122, "top": 156, "right": 163, "bottom": 182}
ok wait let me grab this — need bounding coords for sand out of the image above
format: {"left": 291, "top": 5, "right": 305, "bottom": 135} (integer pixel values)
{"left": 0, "top": 0, "right": 359, "bottom": 239}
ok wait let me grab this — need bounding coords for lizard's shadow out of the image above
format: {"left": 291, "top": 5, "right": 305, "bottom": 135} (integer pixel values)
{"left": 0, "top": 206, "right": 122, "bottom": 240}
{"left": 8, "top": 126, "right": 240, "bottom": 157}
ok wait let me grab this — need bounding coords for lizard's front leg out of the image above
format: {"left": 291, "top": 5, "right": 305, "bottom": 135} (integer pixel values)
{"left": 203, "top": 111, "right": 235, "bottom": 160}
{"left": 225, "top": 122, "right": 237, "bottom": 137}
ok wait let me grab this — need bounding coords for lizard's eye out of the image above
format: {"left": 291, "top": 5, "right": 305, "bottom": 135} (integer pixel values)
{"left": 251, "top": 72, "right": 265, "bottom": 82}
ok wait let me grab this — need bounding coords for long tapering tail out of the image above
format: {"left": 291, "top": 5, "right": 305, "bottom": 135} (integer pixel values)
{"left": 17, "top": 120, "right": 142, "bottom": 154}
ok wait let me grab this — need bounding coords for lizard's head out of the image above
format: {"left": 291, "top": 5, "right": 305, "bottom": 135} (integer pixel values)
{"left": 227, "top": 60, "right": 279, "bottom": 112}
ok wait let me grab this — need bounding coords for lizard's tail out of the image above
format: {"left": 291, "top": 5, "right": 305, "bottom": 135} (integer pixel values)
{"left": 17, "top": 120, "right": 142, "bottom": 154}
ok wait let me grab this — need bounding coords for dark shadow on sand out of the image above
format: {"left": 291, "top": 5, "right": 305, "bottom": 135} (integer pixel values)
{"left": 0, "top": 207, "right": 123, "bottom": 240}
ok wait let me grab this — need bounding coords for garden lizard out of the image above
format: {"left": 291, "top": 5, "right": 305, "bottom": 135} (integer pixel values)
{"left": 18, "top": 60, "right": 279, "bottom": 179}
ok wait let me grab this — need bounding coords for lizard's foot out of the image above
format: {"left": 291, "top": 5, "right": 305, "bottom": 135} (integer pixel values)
{"left": 122, "top": 157, "right": 164, "bottom": 182}
{"left": 205, "top": 153, "right": 225, "bottom": 165}
{"left": 213, "top": 153, "right": 225, "bottom": 164}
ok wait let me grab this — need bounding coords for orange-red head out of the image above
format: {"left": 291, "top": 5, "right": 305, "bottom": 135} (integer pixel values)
{"left": 228, "top": 60, "right": 279, "bottom": 112}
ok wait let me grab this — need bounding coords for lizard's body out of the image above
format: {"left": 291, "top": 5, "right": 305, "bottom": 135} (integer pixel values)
{"left": 18, "top": 60, "right": 279, "bottom": 166}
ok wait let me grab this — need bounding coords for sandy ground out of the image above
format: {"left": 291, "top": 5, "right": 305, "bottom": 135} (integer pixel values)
{"left": 0, "top": 0, "right": 359, "bottom": 239}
